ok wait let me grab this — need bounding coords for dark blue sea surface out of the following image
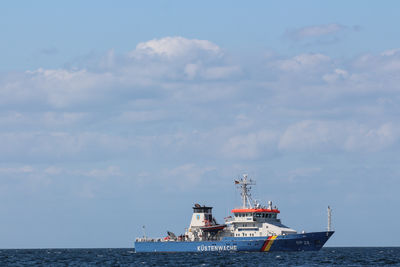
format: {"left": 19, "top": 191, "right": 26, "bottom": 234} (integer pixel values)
{"left": 1, "top": 247, "right": 400, "bottom": 266}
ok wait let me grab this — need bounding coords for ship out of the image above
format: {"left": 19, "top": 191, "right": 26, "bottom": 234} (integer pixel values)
{"left": 135, "top": 174, "right": 334, "bottom": 252}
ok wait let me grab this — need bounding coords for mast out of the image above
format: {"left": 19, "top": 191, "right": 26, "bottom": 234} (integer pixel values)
{"left": 327, "top": 206, "right": 332, "bottom": 232}
{"left": 235, "top": 174, "right": 255, "bottom": 208}
{"left": 142, "top": 225, "right": 147, "bottom": 239}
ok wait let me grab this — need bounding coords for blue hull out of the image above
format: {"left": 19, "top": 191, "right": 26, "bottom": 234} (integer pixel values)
{"left": 135, "top": 231, "right": 334, "bottom": 252}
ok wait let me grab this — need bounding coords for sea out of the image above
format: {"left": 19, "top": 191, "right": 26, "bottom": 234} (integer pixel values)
{"left": 1, "top": 247, "right": 400, "bottom": 266}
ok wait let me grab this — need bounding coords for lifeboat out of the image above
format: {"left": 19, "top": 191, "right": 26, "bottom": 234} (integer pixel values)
{"left": 200, "top": 224, "right": 226, "bottom": 232}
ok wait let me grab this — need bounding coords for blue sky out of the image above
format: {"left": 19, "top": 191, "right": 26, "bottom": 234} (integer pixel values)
{"left": 1, "top": 1, "right": 400, "bottom": 248}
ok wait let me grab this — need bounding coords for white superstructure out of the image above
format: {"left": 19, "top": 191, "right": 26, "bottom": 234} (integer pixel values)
{"left": 182, "top": 174, "right": 296, "bottom": 242}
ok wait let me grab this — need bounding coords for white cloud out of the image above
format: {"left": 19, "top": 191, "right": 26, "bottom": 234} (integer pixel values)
{"left": 352, "top": 49, "right": 400, "bottom": 74}
{"left": 381, "top": 48, "right": 400, "bottom": 57}
{"left": 44, "top": 166, "right": 63, "bottom": 175}
{"left": 0, "top": 112, "right": 88, "bottom": 130}
{"left": 117, "top": 110, "right": 165, "bottom": 123}
{"left": 19, "top": 68, "right": 114, "bottom": 108}
{"left": 323, "top": 68, "right": 349, "bottom": 83}
{"left": 289, "top": 24, "right": 345, "bottom": 40}
{"left": 221, "top": 130, "right": 277, "bottom": 159}
{"left": 276, "top": 53, "right": 331, "bottom": 72}
{"left": 279, "top": 121, "right": 399, "bottom": 152}
{"left": 161, "top": 164, "right": 216, "bottom": 190}
{"left": 0, "top": 131, "right": 146, "bottom": 162}
{"left": 344, "top": 123, "right": 398, "bottom": 152}
{"left": 0, "top": 36, "right": 242, "bottom": 111}
{"left": 202, "top": 65, "right": 241, "bottom": 80}
{"left": 184, "top": 63, "right": 200, "bottom": 79}
{"left": 279, "top": 120, "right": 339, "bottom": 151}
{"left": 131, "top": 36, "right": 221, "bottom": 59}
{"left": 84, "top": 166, "right": 122, "bottom": 179}
{"left": 0, "top": 165, "right": 34, "bottom": 174}
{"left": 1, "top": 38, "right": 400, "bottom": 167}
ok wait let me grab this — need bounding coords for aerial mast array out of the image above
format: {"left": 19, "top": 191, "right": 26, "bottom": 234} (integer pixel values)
{"left": 235, "top": 174, "right": 256, "bottom": 208}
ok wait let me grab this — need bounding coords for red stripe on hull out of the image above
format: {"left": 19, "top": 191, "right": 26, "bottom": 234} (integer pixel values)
{"left": 260, "top": 236, "right": 272, "bottom": 251}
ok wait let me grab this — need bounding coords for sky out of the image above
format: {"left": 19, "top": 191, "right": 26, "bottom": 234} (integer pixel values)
{"left": 1, "top": 1, "right": 400, "bottom": 248}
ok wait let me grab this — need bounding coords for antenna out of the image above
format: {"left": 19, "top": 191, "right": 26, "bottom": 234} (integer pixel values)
{"left": 235, "top": 174, "right": 256, "bottom": 208}
{"left": 142, "top": 225, "right": 147, "bottom": 239}
{"left": 327, "top": 206, "right": 332, "bottom": 232}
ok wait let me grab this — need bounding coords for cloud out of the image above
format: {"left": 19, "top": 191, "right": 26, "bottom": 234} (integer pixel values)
{"left": 1, "top": 37, "right": 400, "bottom": 167}
{"left": 344, "top": 123, "right": 399, "bottom": 152}
{"left": 0, "top": 131, "right": 150, "bottom": 162}
{"left": 284, "top": 23, "right": 358, "bottom": 47}
{"left": 279, "top": 120, "right": 340, "bottom": 151}
{"left": 0, "top": 112, "right": 88, "bottom": 130}
{"left": 381, "top": 48, "right": 400, "bottom": 57}
{"left": 160, "top": 164, "right": 216, "bottom": 191}
{"left": 130, "top": 36, "right": 221, "bottom": 59}
{"left": 276, "top": 53, "right": 331, "bottom": 72}
{"left": 117, "top": 110, "right": 166, "bottom": 123}
{"left": 0, "top": 37, "right": 242, "bottom": 111}
{"left": 44, "top": 166, "right": 63, "bottom": 175}
{"left": 39, "top": 47, "right": 59, "bottom": 55}
{"left": 221, "top": 130, "right": 277, "bottom": 159}
{"left": 0, "top": 165, "right": 34, "bottom": 174}
{"left": 279, "top": 121, "right": 399, "bottom": 152}
{"left": 322, "top": 68, "right": 349, "bottom": 83}
{"left": 287, "top": 24, "right": 345, "bottom": 40}
{"left": 83, "top": 166, "right": 122, "bottom": 179}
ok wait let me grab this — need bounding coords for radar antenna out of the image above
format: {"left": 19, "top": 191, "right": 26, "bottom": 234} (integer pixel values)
{"left": 234, "top": 174, "right": 256, "bottom": 208}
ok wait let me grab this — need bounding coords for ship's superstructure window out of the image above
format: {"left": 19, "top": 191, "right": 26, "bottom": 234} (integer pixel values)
{"left": 193, "top": 207, "right": 212, "bottom": 213}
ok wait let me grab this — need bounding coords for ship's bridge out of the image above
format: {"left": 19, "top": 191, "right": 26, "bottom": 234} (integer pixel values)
{"left": 193, "top": 204, "right": 213, "bottom": 214}
{"left": 231, "top": 208, "right": 280, "bottom": 221}
{"left": 231, "top": 208, "right": 280, "bottom": 214}
{"left": 188, "top": 204, "right": 215, "bottom": 228}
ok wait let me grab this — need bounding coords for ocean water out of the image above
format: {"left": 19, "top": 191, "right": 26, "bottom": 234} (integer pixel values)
{"left": 1, "top": 247, "right": 400, "bottom": 266}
